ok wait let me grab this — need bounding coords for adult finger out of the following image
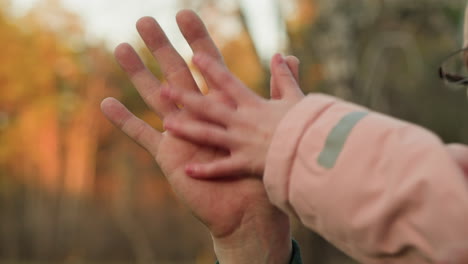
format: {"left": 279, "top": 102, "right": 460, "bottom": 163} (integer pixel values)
{"left": 101, "top": 97, "right": 161, "bottom": 156}
{"left": 185, "top": 157, "right": 246, "bottom": 179}
{"left": 176, "top": 10, "right": 237, "bottom": 107}
{"left": 136, "top": 16, "right": 199, "bottom": 94}
{"left": 176, "top": 10, "right": 223, "bottom": 64}
{"left": 114, "top": 43, "right": 178, "bottom": 117}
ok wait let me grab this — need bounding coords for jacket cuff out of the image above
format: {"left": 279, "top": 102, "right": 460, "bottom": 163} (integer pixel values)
{"left": 263, "top": 94, "right": 338, "bottom": 215}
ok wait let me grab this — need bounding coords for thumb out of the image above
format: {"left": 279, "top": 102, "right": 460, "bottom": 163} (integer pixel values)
{"left": 270, "top": 53, "right": 304, "bottom": 101}
{"left": 285, "top": 55, "right": 300, "bottom": 83}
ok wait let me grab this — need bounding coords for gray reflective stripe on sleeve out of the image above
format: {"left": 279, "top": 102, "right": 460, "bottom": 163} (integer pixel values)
{"left": 317, "top": 111, "right": 369, "bottom": 169}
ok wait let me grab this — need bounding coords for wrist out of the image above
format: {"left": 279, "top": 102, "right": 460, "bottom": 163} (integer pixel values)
{"left": 212, "top": 208, "right": 291, "bottom": 264}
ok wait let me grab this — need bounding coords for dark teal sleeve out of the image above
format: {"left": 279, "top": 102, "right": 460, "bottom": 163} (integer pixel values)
{"left": 290, "top": 239, "right": 303, "bottom": 264}
{"left": 215, "top": 239, "right": 302, "bottom": 264}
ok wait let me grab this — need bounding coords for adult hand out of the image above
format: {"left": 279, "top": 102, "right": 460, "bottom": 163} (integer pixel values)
{"left": 100, "top": 10, "right": 291, "bottom": 264}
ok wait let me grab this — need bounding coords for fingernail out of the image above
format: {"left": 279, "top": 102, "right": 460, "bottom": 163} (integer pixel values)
{"left": 276, "top": 53, "right": 285, "bottom": 64}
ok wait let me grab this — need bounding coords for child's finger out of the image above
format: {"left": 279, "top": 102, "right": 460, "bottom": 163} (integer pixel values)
{"left": 185, "top": 157, "right": 246, "bottom": 178}
{"left": 161, "top": 87, "right": 233, "bottom": 126}
{"left": 270, "top": 55, "right": 301, "bottom": 99}
{"left": 271, "top": 53, "right": 304, "bottom": 101}
{"left": 270, "top": 58, "right": 280, "bottom": 99}
{"left": 192, "top": 53, "right": 260, "bottom": 106}
{"left": 164, "top": 114, "right": 234, "bottom": 148}
{"left": 285, "top": 55, "right": 300, "bottom": 83}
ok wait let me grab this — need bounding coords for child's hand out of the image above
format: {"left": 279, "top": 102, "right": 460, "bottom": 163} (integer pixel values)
{"left": 162, "top": 53, "right": 303, "bottom": 178}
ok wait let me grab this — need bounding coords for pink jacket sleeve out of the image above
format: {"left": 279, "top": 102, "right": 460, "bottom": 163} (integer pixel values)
{"left": 264, "top": 94, "right": 468, "bottom": 264}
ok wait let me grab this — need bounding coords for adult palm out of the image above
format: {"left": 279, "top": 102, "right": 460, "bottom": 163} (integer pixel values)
{"left": 101, "top": 10, "right": 291, "bottom": 263}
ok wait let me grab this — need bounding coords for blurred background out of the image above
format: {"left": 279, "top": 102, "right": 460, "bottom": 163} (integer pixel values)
{"left": 1, "top": 0, "right": 467, "bottom": 263}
